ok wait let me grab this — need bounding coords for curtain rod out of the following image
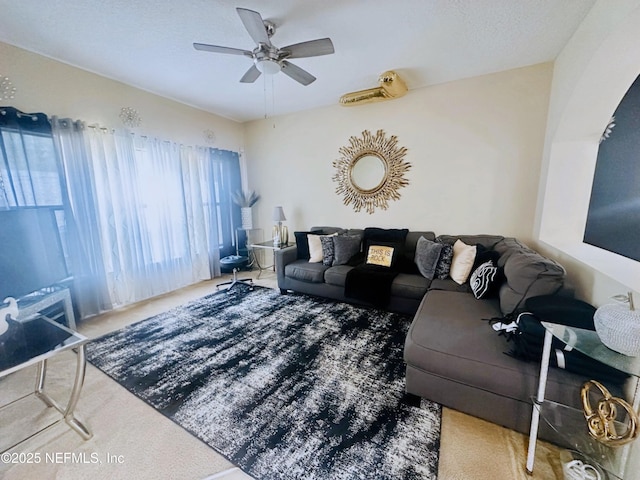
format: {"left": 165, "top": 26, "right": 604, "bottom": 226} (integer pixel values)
{"left": 80, "top": 123, "right": 225, "bottom": 152}
{"left": 0, "top": 108, "right": 40, "bottom": 121}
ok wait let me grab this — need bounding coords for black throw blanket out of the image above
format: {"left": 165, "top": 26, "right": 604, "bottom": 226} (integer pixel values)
{"left": 345, "top": 263, "right": 399, "bottom": 307}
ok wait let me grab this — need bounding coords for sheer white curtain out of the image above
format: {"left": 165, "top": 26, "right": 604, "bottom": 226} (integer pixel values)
{"left": 51, "top": 118, "right": 112, "bottom": 318}
{"left": 52, "top": 119, "right": 221, "bottom": 315}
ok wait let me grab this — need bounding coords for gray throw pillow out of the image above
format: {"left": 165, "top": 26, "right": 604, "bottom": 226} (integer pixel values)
{"left": 414, "top": 236, "right": 443, "bottom": 279}
{"left": 332, "top": 235, "right": 361, "bottom": 266}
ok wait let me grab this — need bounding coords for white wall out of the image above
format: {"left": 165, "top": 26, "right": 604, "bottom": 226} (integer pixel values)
{"left": 1, "top": 42, "right": 243, "bottom": 150}
{"left": 244, "top": 63, "right": 552, "bottom": 245}
{"left": 535, "top": 0, "right": 640, "bottom": 304}
{"left": 535, "top": 4, "right": 640, "bottom": 475}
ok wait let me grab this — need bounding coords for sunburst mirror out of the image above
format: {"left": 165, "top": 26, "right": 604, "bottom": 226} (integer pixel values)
{"left": 332, "top": 130, "right": 410, "bottom": 214}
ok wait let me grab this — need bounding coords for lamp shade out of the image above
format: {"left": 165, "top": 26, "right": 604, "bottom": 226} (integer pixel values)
{"left": 272, "top": 206, "right": 286, "bottom": 222}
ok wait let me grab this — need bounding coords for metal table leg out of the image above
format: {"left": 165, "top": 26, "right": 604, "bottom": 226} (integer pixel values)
{"left": 526, "top": 328, "right": 553, "bottom": 474}
{"left": 34, "top": 345, "right": 92, "bottom": 440}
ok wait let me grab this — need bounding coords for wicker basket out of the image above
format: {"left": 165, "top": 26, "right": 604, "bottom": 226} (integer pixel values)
{"left": 594, "top": 303, "right": 640, "bottom": 357}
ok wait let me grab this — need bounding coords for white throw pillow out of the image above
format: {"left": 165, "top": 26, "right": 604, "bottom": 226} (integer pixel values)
{"left": 308, "top": 233, "right": 336, "bottom": 263}
{"left": 449, "top": 239, "right": 477, "bottom": 284}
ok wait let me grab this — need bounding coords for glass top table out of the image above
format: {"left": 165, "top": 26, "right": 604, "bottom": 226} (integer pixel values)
{"left": 0, "top": 314, "right": 92, "bottom": 452}
{"left": 541, "top": 321, "right": 640, "bottom": 377}
{"left": 526, "top": 321, "right": 640, "bottom": 479}
{"left": 0, "top": 316, "right": 85, "bottom": 376}
{"left": 249, "top": 240, "right": 291, "bottom": 249}
{"left": 247, "top": 240, "right": 292, "bottom": 276}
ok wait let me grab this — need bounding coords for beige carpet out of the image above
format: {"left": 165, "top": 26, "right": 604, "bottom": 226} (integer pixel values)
{"left": 0, "top": 273, "right": 562, "bottom": 479}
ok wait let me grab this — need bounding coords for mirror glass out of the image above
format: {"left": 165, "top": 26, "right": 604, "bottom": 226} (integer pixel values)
{"left": 351, "top": 154, "right": 385, "bottom": 192}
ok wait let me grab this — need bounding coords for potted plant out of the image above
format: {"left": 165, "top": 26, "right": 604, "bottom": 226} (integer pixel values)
{"left": 231, "top": 190, "right": 260, "bottom": 229}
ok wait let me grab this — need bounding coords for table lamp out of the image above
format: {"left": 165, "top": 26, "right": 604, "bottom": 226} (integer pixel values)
{"left": 272, "top": 206, "right": 287, "bottom": 246}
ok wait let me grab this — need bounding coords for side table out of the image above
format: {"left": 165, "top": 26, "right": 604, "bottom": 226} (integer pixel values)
{"left": 248, "top": 240, "right": 291, "bottom": 277}
{"left": 0, "top": 314, "right": 92, "bottom": 453}
{"left": 526, "top": 322, "right": 640, "bottom": 479}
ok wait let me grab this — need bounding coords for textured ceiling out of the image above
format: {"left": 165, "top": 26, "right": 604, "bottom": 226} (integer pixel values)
{"left": 0, "top": 0, "right": 596, "bottom": 122}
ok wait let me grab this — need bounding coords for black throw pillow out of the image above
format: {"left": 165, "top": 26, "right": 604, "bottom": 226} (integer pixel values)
{"left": 471, "top": 245, "right": 501, "bottom": 273}
{"left": 294, "top": 230, "right": 324, "bottom": 260}
{"left": 469, "top": 260, "right": 505, "bottom": 299}
{"left": 362, "top": 228, "right": 409, "bottom": 255}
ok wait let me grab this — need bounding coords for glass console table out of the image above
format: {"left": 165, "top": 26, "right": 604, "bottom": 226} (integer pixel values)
{"left": 526, "top": 322, "right": 640, "bottom": 479}
{"left": 0, "top": 314, "right": 92, "bottom": 453}
{"left": 248, "top": 240, "right": 291, "bottom": 277}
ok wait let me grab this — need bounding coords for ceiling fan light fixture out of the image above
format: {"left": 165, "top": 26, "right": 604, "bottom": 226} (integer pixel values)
{"left": 255, "top": 58, "right": 281, "bottom": 75}
{"left": 194, "top": 8, "right": 334, "bottom": 85}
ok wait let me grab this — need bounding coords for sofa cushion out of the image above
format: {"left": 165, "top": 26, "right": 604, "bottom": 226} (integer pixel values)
{"left": 499, "top": 251, "right": 565, "bottom": 315}
{"left": 310, "top": 226, "right": 347, "bottom": 235}
{"left": 344, "top": 228, "right": 364, "bottom": 239}
{"left": 493, "top": 237, "right": 527, "bottom": 267}
{"left": 390, "top": 273, "right": 431, "bottom": 300}
{"left": 404, "top": 290, "right": 585, "bottom": 407}
{"left": 323, "top": 265, "right": 352, "bottom": 287}
{"left": 436, "top": 234, "right": 505, "bottom": 251}
{"left": 284, "top": 260, "right": 329, "bottom": 283}
{"left": 324, "top": 266, "right": 430, "bottom": 300}
{"left": 429, "top": 278, "right": 470, "bottom": 293}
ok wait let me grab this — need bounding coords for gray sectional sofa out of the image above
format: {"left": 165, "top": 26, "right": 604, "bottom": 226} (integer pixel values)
{"left": 275, "top": 227, "right": 594, "bottom": 438}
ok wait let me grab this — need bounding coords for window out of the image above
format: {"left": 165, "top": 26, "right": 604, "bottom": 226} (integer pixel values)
{"left": 0, "top": 125, "right": 64, "bottom": 208}
{"left": 0, "top": 108, "right": 70, "bottom": 298}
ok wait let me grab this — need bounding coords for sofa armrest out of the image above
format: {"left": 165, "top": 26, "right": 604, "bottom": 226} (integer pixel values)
{"left": 275, "top": 245, "right": 298, "bottom": 288}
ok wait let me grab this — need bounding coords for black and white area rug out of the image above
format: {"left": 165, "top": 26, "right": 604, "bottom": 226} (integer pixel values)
{"left": 86, "top": 286, "right": 441, "bottom": 480}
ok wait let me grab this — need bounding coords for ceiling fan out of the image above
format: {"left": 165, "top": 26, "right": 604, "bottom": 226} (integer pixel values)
{"left": 194, "top": 7, "right": 335, "bottom": 86}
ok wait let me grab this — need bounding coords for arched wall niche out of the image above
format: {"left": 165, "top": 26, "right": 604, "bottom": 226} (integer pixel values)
{"left": 539, "top": 2, "right": 640, "bottom": 294}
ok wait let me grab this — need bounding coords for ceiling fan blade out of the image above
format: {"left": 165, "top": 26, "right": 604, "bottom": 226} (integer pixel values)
{"left": 281, "top": 38, "right": 335, "bottom": 59}
{"left": 236, "top": 8, "right": 271, "bottom": 46}
{"left": 193, "top": 43, "right": 252, "bottom": 56}
{"left": 281, "top": 60, "right": 316, "bottom": 86}
{"left": 240, "top": 64, "right": 261, "bottom": 83}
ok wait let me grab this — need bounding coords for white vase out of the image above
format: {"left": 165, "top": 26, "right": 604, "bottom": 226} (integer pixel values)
{"left": 241, "top": 207, "right": 253, "bottom": 229}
